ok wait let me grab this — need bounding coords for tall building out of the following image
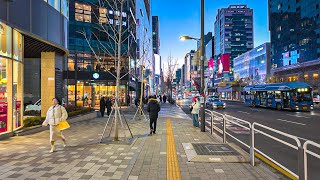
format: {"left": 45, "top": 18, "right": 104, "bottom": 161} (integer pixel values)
{"left": 0, "top": 0, "right": 68, "bottom": 135}
{"left": 152, "top": 16, "right": 160, "bottom": 55}
{"left": 269, "top": 0, "right": 320, "bottom": 92}
{"left": 152, "top": 16, "right": 160, "bottom": 94}
{"left": 65, "top": 0, "right": 136, "bottom": 107}
{"left": 136, "top": 0, "right": 153, "bottom": 97}
{"left": 184, "top": 50, "right": 195, "bottom": 90}
{"left": 214, "top": 5, "right": 254, "bottom": 82}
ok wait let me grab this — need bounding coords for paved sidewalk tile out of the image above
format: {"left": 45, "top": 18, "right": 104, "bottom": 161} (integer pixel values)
{"left": 0, "top": 104, "right": 281, "bottom": 180}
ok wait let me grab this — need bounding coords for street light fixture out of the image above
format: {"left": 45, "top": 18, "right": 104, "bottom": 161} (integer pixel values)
{"left": 179, "top": 0, "right": 205, "bottom": 132}
{"left": 180, "top": 36, "right": 200, "bottom": 41}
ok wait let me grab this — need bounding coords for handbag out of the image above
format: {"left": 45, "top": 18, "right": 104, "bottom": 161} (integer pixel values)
{"left": 58, "top": 120, "right": 70, "bottom": 131}
{"left": 58, "top": 106, "right": 70, "bottom": 131}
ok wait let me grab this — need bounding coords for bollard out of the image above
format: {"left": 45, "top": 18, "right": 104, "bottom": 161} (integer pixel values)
{"left": 249, "top": 127, "right": 255, "bottom": 166}
{"left": 298, "top": 146, "right": 305, "bottom": 180}
{"left": 223, "top": 115, "right": 226, "bottom": 143}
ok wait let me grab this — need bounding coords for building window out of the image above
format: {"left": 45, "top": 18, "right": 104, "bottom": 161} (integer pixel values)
{"left": 313, "top": 73, "right": 319, "bottom": 81}
{"left": 75, "top": 3, "right": 91, "bottom": 23}
{"left": 99, "top": 7, "right": 107, "bottom": 24}
{"left": 236, "top": 38, "right": 240, "bottom": 41}
{"left": 304, "top": 74, "right": 308, "bottom": 81}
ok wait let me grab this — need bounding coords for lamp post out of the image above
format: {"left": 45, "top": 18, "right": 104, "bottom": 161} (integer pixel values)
{"left": 179, "top": 0, "right": 205, "bottom": 132}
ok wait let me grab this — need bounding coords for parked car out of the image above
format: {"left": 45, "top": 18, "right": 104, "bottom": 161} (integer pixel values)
{"left": 206, "top": 98, "right": 226, "bottom": 109}
{"left": 313, "top": 95, "right": 320, "bottom": 104}
{"left": 25, "top": 99, "right": 66, "bottom": 112}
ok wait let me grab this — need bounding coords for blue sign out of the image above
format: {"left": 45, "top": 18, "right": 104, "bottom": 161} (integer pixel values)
{"left": 93, "top": 73, "right": 100, "bottom": 79}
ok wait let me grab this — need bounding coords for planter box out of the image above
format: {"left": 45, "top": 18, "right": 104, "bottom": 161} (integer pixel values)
{"left": 14, "top": 111, "right": 97, "bottom": 136}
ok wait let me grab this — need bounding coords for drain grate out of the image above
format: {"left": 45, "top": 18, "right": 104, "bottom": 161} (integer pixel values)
{"left": 192, "top": 143, "right": 240, "bottom": 156}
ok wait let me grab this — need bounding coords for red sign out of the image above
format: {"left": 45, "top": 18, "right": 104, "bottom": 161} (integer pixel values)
{"left": 208, "top": 58, "right": 214, "bottom": 70}
{"left": 0, "top": 102, "right": 8, "bottom": 133}
{"left": 218, "top": 54, "right": 230, "bottom": 74}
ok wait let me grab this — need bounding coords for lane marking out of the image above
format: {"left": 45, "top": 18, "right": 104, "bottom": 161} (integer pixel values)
{"left": 166, "top": 118, "right": 181, "bottom": 180}
{"left": 286, "top": 114, "right": 311, "bottom": 118}
{"left": 250, "top": 108, "right": 262, "bottom": 112}
{"left": 276, "top": 119, "right": 306, "bottom": 126}
{"left": 255, "top": 152, "right": 298, "bottom": 180}
{"left": 237, "top": 111, "right": 250, "bottom": 114}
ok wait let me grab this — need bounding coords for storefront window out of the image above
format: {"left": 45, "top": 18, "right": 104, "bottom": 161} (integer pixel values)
{"left": 0, "top": 22, "right": 12, "bottom": 59}
{"left": 13, "top": 61, "right": 23, "bottom": 130}
{"left": 0, "top": 21, "right": 23, "bottom": 135}
{"left": 68, "top": 58, "right": 75, "bottom": 71}
{"left": 0, "top": 58, "right": 8, "bottom": 134}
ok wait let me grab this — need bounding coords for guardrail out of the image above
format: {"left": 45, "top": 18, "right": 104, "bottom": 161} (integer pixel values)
{"left": 204, "top": 108, "right": 320, "bottom": 180}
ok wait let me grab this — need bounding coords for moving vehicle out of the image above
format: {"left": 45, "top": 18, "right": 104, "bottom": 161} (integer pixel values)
{"left": 313, "top": 95, "right": 320, "bottom": 104}
{"left": 206, "top": 98, "right": 226, "bottom": 109}
{"left": 243, "top": 82, "right": 314, "bottom": 111}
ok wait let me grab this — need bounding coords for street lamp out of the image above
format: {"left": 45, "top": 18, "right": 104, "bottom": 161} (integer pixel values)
{"left": 179, "top": 0, "right": 205, "bottom": 132}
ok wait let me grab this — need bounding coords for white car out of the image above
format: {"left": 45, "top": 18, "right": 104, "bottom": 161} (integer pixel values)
{"left": 25, "top": 99, "right": 66, "bottom": 112}
{"left": 25, "top": 99, "right": 41, "bottom": 112}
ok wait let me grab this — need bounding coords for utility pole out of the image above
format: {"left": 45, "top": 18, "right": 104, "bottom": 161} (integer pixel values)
{"left": 200, "top": 0, "right": 205, "bottom": 132}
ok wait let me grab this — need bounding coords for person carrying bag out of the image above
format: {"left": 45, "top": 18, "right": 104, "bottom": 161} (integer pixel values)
{"left": 42, "top": 98, "right": 69, "bottom": 153}
{"left": 190, "top": 98, "right": 200, "bottom": 127}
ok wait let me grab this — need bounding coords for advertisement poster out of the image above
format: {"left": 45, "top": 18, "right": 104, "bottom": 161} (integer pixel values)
{"left": 0, "top": 102, "right": 8, "bottom": 133}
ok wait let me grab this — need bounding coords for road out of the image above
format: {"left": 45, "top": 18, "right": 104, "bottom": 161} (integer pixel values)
{"left": 177, "top": 99, "right": 320, "bottom": 179}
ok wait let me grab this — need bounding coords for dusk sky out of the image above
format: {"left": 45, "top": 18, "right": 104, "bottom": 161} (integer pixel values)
{"left": 151, "top": 0, "right": 270, "bottom": 67}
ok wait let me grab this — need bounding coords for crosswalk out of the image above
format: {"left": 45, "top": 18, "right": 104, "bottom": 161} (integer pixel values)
{"left": 159, "top": 104, "right": 191, "bottom": 119}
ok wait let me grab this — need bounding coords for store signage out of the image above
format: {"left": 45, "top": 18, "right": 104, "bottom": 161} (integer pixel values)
{"left": 93, "top": 73, "right": 100, "bottom": 79}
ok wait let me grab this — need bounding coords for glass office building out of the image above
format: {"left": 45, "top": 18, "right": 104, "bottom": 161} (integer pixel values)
{"left": 214, "top": 5, "right": 254, "bottom": 81}
{"left": 234, "top": 43, "right": 271, "bottom": 84}
{"left": 66, "top": 0, "right": 137, "bottom": 107}
{"left": 269, "top": 0, "right": 320, "bottom": 92}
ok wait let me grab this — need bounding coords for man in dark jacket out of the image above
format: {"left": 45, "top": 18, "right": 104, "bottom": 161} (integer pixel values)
{"left": 147, "top": 95, "right": 161, "bottom": 135}
{"left": 100, "top": 97, "right": 106, "bottom": 117}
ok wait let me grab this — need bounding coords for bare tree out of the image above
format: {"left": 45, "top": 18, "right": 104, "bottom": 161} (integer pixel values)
{"left": 163, "top": 55, "right": 179, "bottom": 101}
{"left": 77, "top": 0, "right": 139, "bottom": 141}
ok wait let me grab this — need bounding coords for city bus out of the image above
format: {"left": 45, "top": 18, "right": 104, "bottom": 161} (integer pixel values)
{"left": 243, "top": 82, "right": 314, "bottom": 111}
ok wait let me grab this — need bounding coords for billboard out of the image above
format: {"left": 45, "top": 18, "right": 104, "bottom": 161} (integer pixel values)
{"left": 217, "top": 54, "right": 230, "bottom": 74}
{"left": 208, "top": 58, "right": 214, "bottom": 70}
{"left": 154, "top": 54, "right": 161, "bottom": 75}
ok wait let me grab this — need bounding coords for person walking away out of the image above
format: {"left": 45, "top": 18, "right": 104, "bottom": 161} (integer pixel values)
{"left": 126, "top": 95, "right": 130, "bottom": 107}
{"left": 147, "top": 95, "right": 161, "bottom": 135}
{"left": 159, "top": 95, "right": 163, "bottom": 103}
{"left": 42, "top": 98, "right": 68, "bottom": 153}
{"left": 190, "top": 98, "right": 200, "bottom": 127}
{"left": 100, "top": 97, "right": 106, "bottom": 117}
{"left": 163, "top": 95, "right": 167, "bottom": 103}
{"left": 135, "top": 98, "right": 139, "bottom": 108}
{"left": 106, "top": 97, "right": 112, "bottom": 116}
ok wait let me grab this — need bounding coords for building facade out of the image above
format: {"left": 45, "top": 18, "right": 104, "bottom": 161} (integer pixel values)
{"left": 0, "top": 0, "right": 68, "bottom": 136}
{"left": 152, "top": 16, "right": 160, "bottom": 94}
{"left": 269, "top": 0, "right": 320, "bottom": 93}
{"left": 234, "top": 43, "right": 271, "bottom": 84}
{"left": 184, "top": 50, "right": 194, "bottom": 91}
{"left": 214, "top": 5, "right": 254, "bottom": 82}
{"left": 65, "top": 0, "right": 137, "bottom": 107}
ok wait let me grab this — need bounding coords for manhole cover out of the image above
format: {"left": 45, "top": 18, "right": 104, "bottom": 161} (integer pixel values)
{"left": 192, "top": 143, "right": 240, "bottom": 156}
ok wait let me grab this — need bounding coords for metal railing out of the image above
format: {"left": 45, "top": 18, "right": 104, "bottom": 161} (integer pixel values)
{"left": 204, "top": 109, "right": 320, "bottom": 180}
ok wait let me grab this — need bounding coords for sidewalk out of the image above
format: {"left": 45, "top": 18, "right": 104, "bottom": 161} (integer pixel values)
{"left": 0, "top": 103, "right": 281, "bottom": 180}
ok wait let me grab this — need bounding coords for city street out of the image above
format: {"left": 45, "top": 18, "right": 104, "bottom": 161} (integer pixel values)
{"left": 178, "top": 99, "right": 320, "bottom": 179}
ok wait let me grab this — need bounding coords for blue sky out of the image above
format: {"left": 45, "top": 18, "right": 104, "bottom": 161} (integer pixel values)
{"left": 151, "top": 0, "right": 270, "bottom": 67}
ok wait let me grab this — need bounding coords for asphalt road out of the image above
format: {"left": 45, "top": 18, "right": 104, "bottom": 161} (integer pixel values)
{"left": 177, "top": 99, "right": 320, "bottom": 179}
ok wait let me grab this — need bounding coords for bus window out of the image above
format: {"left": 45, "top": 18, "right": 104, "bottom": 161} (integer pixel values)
{"left": 275, "top": 91, "right": 281, "bottom": 99}
{"left": 296, "top": 92, "right": 312, "bottom": 102}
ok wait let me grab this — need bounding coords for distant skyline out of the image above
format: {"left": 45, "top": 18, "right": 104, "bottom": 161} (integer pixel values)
{"left": 151, "top": 0, "right": 270, "bottom": 67}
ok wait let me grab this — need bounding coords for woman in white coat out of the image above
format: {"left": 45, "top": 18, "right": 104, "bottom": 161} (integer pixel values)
{"left": 42, "top": 98, "right": 68, "bottom": 153}
{"left": 191, "top": 98, "right": 200, "bottom": 127}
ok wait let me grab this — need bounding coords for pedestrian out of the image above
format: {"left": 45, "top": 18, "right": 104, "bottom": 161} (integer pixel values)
{"left": 159, "top": 95, "right": 163, "bottom": 103}
{"left": 147, "top": 95, "right": 161, "bottom": 135}
{"left": 127, "top": 95, "right": 130, "bottom": 107}
{"left": 106, "top": 97, "right": 112, "bottom": 116}
{"left": 135, "top": 98, "right": 140, "bottom": 108}
{"left": 42, "top": 98, "right": 68, "bottom": 153}
{"left": 100, "top": 97, "right": 106, "bottom": 117}
{"left": 190, "top": 97, "right": 200, "bottom": 127}
{"left": 163, "top": 95, "right": 167, "bottom": 103}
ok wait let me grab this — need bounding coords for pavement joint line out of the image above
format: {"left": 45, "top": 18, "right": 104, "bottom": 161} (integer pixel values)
{"left": 166, "top": 118, "right": 181, "bottom": 180}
